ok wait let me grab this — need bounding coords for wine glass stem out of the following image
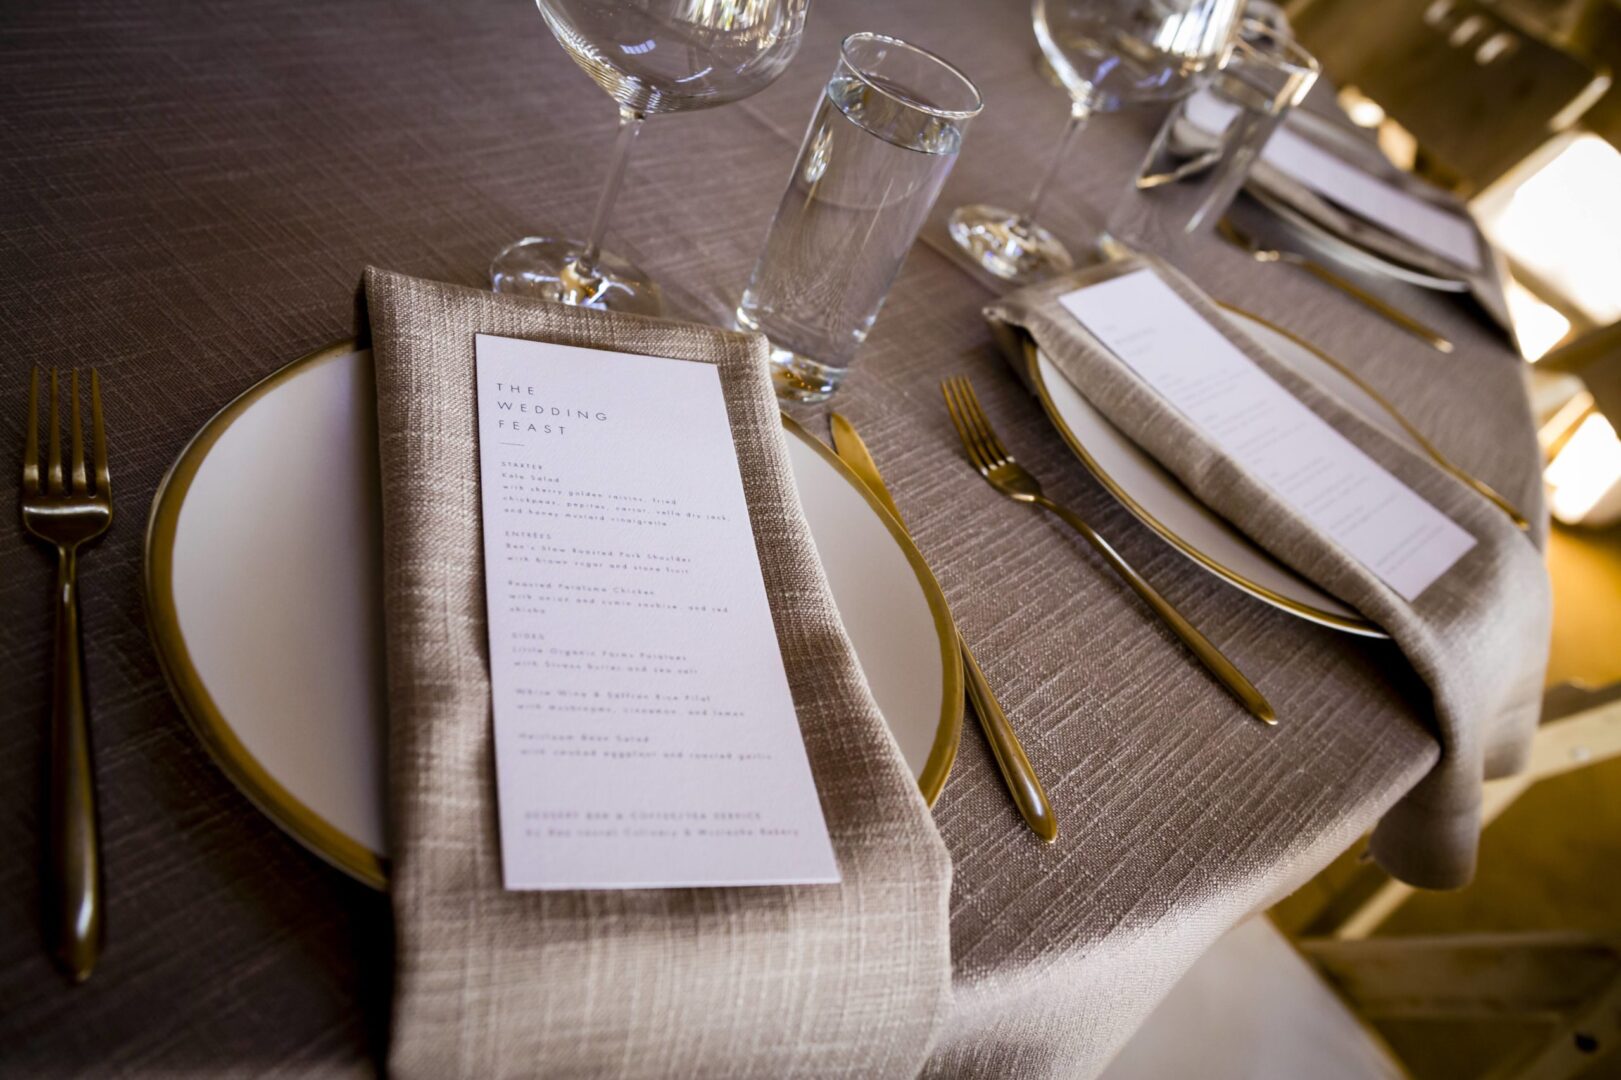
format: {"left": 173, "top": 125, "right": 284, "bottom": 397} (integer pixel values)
{"left": 576, "top": 106, "right": 645, "bottom": 277}
{"left": 1020, "top": 99, "right": 1093, "bottom": 225}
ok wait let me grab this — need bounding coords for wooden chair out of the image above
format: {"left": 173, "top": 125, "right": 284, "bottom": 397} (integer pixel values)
{"left": 1288, "top": 0, "right": 1612, "bottom": 192}
{"left": 1272, "top": 681, "right": 1621, "bottom": 1078}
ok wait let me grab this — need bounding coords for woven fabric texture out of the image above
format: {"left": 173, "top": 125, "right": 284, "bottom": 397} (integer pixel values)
{"left": 0, "top": 0, "right": 1551, "bottom": 1075}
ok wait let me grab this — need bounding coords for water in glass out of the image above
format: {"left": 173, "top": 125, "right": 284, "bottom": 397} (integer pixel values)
{"left": 737, "top": 40, "right": 977, "bottom": 401}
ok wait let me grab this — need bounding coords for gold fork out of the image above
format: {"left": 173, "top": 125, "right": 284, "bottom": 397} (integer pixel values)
{"left": 941, "top": 376, "right": 1275, "bottom": 725}
{"left": 20, "top": 368, "right": 112, "bottom": 982}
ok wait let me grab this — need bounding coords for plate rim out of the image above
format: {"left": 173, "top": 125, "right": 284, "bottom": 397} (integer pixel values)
{"left": 780, "top": 414, "right": 965, "bottom": 808}
{"left": 145, "top": 339, "right": 964, "bottom": 892}
{"left": 145, "top": 338, "right": 391, "bottom": 889}
{"left": 1248, "top": 187, "right": 1473, "bottom": 293}
{"left": 1023, "top": 312, "right": 1390, "bottom": 639}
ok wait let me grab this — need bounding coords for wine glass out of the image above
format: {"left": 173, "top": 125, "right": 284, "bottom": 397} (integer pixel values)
{"left": 948, "top": 0, "right": 1242, "bottom": 283}
{"left": 493, "top": 0, "right": 811, "bottom": 315}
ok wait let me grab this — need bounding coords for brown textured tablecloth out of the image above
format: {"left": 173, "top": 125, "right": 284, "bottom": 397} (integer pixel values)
{"left": 0, "top": 1, "right": 1547, "bottom": 1076}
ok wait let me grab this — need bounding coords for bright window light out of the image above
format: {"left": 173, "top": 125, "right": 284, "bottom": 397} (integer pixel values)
{"left": 1545, "top": 411, "right": 1621, "bottom": 524}
{"left": 1503, "top": 278, "right": 1571, "bottom": 361}
{"left": 1336, "top": 86, "right": 1386, "bottom": 128}
{"left": 1476, "top": 133, "right": 1621, "bottom": 325}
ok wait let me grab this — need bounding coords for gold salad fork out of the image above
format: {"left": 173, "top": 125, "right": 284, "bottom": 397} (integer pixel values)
{"left": 942, "top": 376, "right": 1275, "bottom": 725}
{"left": 20, "top": 368, "right": 112, "bottom": 982}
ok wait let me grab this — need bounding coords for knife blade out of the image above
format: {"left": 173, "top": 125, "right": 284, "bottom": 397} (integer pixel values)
{"left": 829, "top": 413, "right": 1057, "bottom": 843}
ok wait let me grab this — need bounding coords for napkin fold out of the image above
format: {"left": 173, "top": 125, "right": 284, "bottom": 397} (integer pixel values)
{"left": 985, "top": 255, "right": 1550, "bottom": 890}
{"left": 361, "top": 268, "right": 951, "bottom": 1078}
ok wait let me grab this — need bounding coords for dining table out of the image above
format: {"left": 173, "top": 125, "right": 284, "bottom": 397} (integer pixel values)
{"left": 0, "top": 0, "right": 1549, "bottom": 1075}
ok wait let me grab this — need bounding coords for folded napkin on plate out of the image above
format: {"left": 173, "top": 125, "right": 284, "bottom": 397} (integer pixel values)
{"left": 360, "top": 268, "right": 951, "bottom": 1078}
{"left": 984, "top": 255, "right": 1550, "bottom": 890}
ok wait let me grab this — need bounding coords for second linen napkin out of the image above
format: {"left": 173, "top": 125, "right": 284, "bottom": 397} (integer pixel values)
{"left": 985, "top": 255, "right": 1550, "bottom": 890}
{"left": 362, "top": 268, "right": 952, "bottom": 1078}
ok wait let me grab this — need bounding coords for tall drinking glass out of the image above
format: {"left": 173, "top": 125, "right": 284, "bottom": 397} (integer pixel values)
{"left": 948, "top": 0, "right": 1242, "bottom": 284}
{"left": 1134, "top": 19, "right": 1318, "bottom": 233}
{"left": 736, "top": 33, "right": 982, "bottom": 402}
{"left": 493, "top": 0, "right": 811, "bottom": 315}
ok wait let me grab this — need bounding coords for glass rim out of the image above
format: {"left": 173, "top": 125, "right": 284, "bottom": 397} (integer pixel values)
{"left": 838, "top": 32, "right": 984, "bottom": 121}
{"left": 1230, "top": 18, "right": 1321, "bottom": 78}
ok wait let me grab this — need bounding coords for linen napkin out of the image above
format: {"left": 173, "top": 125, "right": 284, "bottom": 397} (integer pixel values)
{"left": 361, "top": 268, "right": 952, "bottom": 1078}
{"left": 984, "top": 255, "right": 1550, "bottom": 890}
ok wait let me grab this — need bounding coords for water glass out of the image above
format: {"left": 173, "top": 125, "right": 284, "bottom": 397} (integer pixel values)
{"left": 736, "top": 33, "right": 982, "bottom": 402}
{"left": 1135, "top": 19, "right": 1319, "bottom": 234}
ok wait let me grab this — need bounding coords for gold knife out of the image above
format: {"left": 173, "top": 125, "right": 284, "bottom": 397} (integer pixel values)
{"left": 1218, "top": 217, "right": 1455, "bottom": 355}
{"left": 830, "top": 413, "right": 1058, "bottom": 843}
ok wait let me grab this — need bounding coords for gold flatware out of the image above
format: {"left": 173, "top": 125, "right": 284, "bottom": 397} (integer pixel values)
{"left": 830, "top": 413, "right": 1057, "bottom": 843}
{"left": 1218, "top": 216, "right": 1455, "bottom": 355}
{"left": 941, "top": 376, "right": 1276, "bottom": 726}
{"left": 20, "top": 368, "right": 111, "bottom": 983}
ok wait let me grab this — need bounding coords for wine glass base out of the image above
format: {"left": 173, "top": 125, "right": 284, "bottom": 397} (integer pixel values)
{"left": 947, "top": 204, "right": 1075, "bottom": 284}
{"left": 490, "top": 237, "right": 663, "bottom": 316}
{"left": 1095, "top": 230, "right": 1139, "bottom": 262}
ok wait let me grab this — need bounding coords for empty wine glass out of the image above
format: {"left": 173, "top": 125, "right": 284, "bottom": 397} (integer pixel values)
{"left": 493, "top": 0, "right": 811, "bottom": 315}
{"left": 949, "top": 0, "right": 1242, "bottom": 283}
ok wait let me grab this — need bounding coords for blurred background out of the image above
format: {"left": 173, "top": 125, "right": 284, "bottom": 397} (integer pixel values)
{"left": 1109, "top": 3, "right": 1621, "bottom": 1077}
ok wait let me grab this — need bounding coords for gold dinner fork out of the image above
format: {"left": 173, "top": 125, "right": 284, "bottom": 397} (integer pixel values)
{"left": 20, "top": 368, "right": 111, "bottom": 982}
{"left": 942, "top": 376, "right": 1275, "bottom": 725}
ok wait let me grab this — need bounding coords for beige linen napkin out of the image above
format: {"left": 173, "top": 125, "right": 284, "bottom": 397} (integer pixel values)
{"left": 985, "top": 255, "right": 1550, "bottom": 890}
{"left": 361, "top": 268, "right": 952, "bottom": 1078}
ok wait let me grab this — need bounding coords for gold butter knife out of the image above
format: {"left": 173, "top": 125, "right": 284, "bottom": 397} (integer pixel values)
{"left": 1218, "top": 217, "right": 1455, "bottom": 355}
{"left": 830, "top": 413, "right": 1057, "bottom": 843}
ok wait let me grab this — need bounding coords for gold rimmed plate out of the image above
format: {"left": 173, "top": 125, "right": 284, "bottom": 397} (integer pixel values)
{"left": 146, "top": 341, "right": 963, "bottom": 889}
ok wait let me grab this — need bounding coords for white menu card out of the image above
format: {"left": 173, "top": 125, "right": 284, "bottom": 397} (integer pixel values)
{"left": 1185, "top": 91, "right": 1482, "bottom": 270}
{"left": 1059, "top": 270, "right": 1476, "bottom": 601}
{"left": 474, "top": 333, "right": 839, "bottom": 890}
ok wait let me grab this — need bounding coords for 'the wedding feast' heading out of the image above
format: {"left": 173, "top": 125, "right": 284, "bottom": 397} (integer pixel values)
{"left": 492, "top": 382, "right": 610, "bottom": 437}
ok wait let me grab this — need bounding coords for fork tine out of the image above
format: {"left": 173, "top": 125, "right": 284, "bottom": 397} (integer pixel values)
{"left": 90, "top": 369, "right": 109, "bottom": 497}
{"left": 941, "top": 378, "right": 990, "bottom": 474}
{"left": 69, "top": 370, "right": 87, "bottom": 494}
{"left": 47, "top": 369, "right": 63, "bottom": 495}
{"left": 958, "top": 380, "right": 1012, "bottom": 466}
{"left": 950, "top": 377, "right": 1003, "bottom": 470}
{"left": 956, "top": 378, "right": 1003, "bottom": 472}
{"left": 23, "top": 367, "right": 40, "bottom": 495}
{"left": 948, "top": 378, "right": 992, "bottom": 466}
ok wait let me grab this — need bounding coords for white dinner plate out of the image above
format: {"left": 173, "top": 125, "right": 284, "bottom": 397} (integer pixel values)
{"left": 145, "top": 341, "right": 962, "bottom": 888}
{"left": 1027, "top": 307, "right": 1434, "bottom": 638}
